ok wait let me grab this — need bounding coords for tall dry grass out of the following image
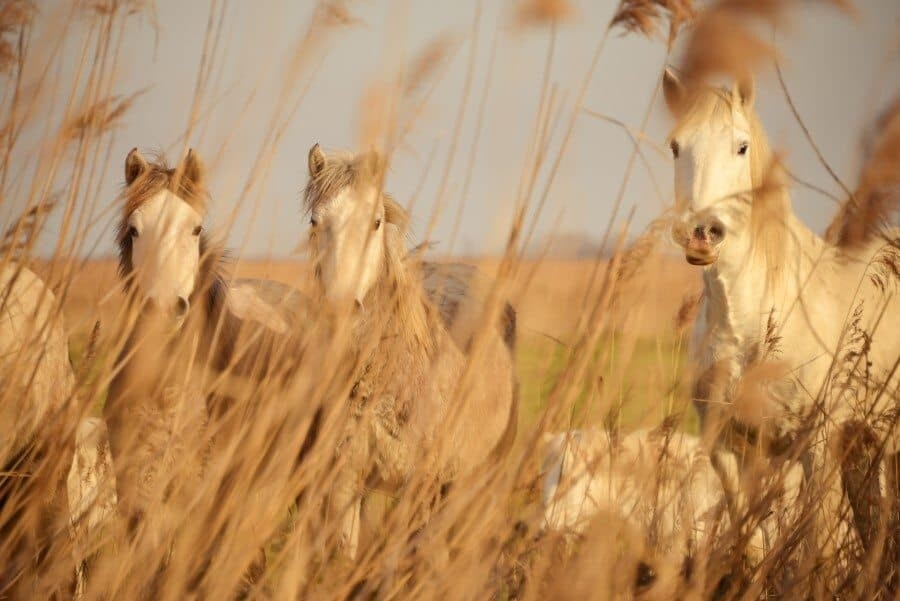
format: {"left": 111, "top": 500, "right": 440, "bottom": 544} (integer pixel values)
{"left": 0, "top": 0, "right": 897, "bottom": 599}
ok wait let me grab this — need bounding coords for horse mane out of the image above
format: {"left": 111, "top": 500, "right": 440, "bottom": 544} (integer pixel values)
{"left": 379, "top": 211, "right": 435, "bottom": 352}
{"left": 825, "top": 97, "right": 900, "bottom": 250}
{"left": 671, "top": 86, "right": 790, "bottom": 287}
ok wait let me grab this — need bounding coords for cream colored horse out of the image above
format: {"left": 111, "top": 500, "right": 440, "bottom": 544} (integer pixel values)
{"left": 0, "top": 264, "right": 75, "bottom": 462}
{"left": 106, "top": 149, "right": 316, "bottom": 533}
{"left": 662, "top": 69, "right": 899, "bottom": 566}
{"left": 67, "top": 417, "right": 117, "bottom": 600}
{"left": 0, "top": 263, "right": 83, "bottom": 595}
{"left": 541, "top": 428, "right": 803, "bottom": 574}
{"left": 304, "top": 144, "right": 518, "bottom": 557}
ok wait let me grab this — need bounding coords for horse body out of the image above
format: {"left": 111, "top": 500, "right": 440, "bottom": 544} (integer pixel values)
{"left": 344, "top": 265, "right": 516, "bottom": 487}
{"left": 0, "top": 263, "right": 79, "bottom": 595}
{"left": 304, "top": 144, "right": 518, "bottom": 556}
{"left": 105, "top": 150, "right": 315, "bottom": 529}
{"left": 541, "top": 427, "right": 805, "bottom": 596}
{"left": 696, "top": 214, "right": 897, "bottom": 435}
{"left": 663, "top": 70, "right": 899, "bottom": 569}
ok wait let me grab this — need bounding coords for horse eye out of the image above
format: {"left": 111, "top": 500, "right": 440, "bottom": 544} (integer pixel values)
{"left": 309, "top": 217, "right": 318, "bottom": 227}
{"left": 670, "top": 140, "right": 680, "bottom": 159}
{"left": 128, "top": 226, "right": 139, "bottom": 239}
{"left": 738, "top": 141, "right": 749, "bottom": 156}
{"left": 374, "top": 218, "right": 382, "bottom": 231}
{"left": 635, "top": 562, "right": 657, "bottom": 588}
{"left": 192, "top": 225, "right": 202, "bottom": 236}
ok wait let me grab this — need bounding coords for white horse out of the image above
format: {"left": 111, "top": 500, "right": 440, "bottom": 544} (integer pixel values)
{"left": 661, "top": 69, "right": 899, "bottom": 566}
{"left": 104, "top": 149, "right": 318, "bottom": 562}
{"left": 0, "top": 264, "right": 76, "bottom": 463}
{"left": 67, "top": 417, "right": 117, "bottom": 600}
{"left": 0, "top": 262, "right": 79, "bottom": 594}
{"left": 541, "top": 428, "right": 803, "bottom": 578}
{"left": 304, "top": 144, "right": 518, "bottom": 557}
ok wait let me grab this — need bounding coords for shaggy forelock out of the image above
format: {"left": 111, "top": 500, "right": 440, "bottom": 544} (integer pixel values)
{"left": 303, "top": 151, "right": 376, "bottom": 213}
{"left": 121, "top": 152, "right": 208, "bottom": 223}
{"left": 668, "top": 86, "right": 739, "bottom": 143}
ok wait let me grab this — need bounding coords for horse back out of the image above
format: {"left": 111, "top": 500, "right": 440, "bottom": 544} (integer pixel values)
{"left": 420, "top": 262, "right": 516, "bottom": 353}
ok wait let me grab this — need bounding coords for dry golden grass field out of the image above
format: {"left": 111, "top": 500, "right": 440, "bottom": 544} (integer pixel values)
{"left": 46, "top": 255, "right": 701, "bottom": 432}
{"left": 2, "top": 0, "right": 898, "bottom": 599}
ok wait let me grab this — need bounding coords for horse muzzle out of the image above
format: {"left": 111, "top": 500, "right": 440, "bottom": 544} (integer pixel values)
{"left": 141, "top": 295, "right": 191, "bottom": 327}
{"left": 682, "top": 222, "right": 724, "bottom": 266}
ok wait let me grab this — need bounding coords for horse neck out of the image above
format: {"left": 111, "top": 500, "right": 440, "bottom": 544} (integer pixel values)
{"left": 378, "top": 256, "right": 435, "bottom": 346}
{"left": 701, "top": 196, "right": 825, "bottom": 357}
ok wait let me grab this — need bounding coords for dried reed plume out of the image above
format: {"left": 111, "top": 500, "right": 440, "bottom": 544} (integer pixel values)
{"left": 678, "top": 0, "right": 853, "bottom": 86}
{"left": 514, "top": 0, "right": 577, "bottom": 26}
{"left": 611, "top": 0, "right": 694, "bottom": 43}
{"left": 0, "top": 0, "right": 32, "bottom": 76}
{"left": 64, "top": 90, "right": 146, "bottom": 141}
{"left": 318, "top": 0, "right": 362, "bottom": 28}
{"left": 0, "top": 197, "right": 58, "bottom": 258}
{"left": 827, "top": 97, "right": 900, "bottom": 249}
{"left": 674, "top": 292, "right": 700, "bottom": 334}
{"left": 403, "top": 35, "right": 457, "bottom": 97}
{"left": 615, "top": 217, "right": 667, "bottom": 284}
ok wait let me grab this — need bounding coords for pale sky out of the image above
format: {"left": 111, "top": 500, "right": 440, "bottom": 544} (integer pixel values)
{"left": 17, "top": 0, "right": 900, "bottom": 258}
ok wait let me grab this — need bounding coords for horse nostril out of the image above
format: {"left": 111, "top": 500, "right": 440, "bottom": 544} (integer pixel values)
{"left": 708, "top": 223, "right": 725, "bottom": 241}
{"left": 692, "top": 226, "right": 707, "bottom": 240}
{"left": 175, "top": 297, "right": 189, "bottom": 317}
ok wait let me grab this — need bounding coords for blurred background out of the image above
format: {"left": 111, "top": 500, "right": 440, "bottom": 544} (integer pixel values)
{"left": 11, "top": 0, "right": 900, "bottom": 260}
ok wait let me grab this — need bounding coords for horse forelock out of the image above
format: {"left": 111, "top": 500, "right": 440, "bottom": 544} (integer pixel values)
{"left": 303, "top": 151, "right": 366, "bottom": 214}
{"left": 120, "top": 153, "right": 208, "bottom": 222}
{"left": 303, "top": 151, "right": 410, "bottom": 228}
{"left": 667, "top": 86, "right": 736, "bottom": 144}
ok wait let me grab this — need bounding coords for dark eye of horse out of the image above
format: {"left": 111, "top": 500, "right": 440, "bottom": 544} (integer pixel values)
{"left": 670, "top": 140, "right": 680, "bottom": 159}
{"left": 128, "top": 226, "right": 139, "bottom": 239}
{"left": 310, "top": 217, "right": 318, "bottom": 227}
{"left": 374, "top": 218, "right": 382, "bottom": 231}
{"left": 635, "top": 562, "right": 657, "bottom": 588}
{"left": 192, "top": 225, "right": 202, "bottom": 236}
{"left": 738, "top": 141, "right": 749, "bottom": 156}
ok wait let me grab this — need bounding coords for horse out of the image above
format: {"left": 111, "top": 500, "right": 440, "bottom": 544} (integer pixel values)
{"left": 103, "top": 148, "right": 317, "bottom": 593}
{"left": 661, "top": 69, "right": 899, "bottom": 573}
{"left": 67, "top": 417, "right": 117, "bottom": 600}
{"left": 0, "top": 262, "right": 78, "bottom": 595}
{"left": 540, "top": 426, "right": 803, "bottom": 590}
{"left": 303, "top": 143, "right": 518, "bottom": 557}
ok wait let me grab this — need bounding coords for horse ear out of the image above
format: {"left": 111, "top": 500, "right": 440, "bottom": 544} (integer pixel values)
{"left": 181, "top": 149, "right": 206, "bottom": 191}
{"left": 735, "top": 74, "right": 755, "bottom": 108}
{"left": 662, "top": 67, "right": 686, "bottom": 115}
{"left": 383, "top": 197, "right": 409, "bottom": 231}
{"left": 308, "top": 143, "right": 326, "bottom": 178}
{"left": 125, "top": 148, "right": 148, "bottom": 185}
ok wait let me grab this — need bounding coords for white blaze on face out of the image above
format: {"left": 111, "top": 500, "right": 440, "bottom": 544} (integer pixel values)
{"left": 662, "top": 71, "right": 758, "bottom": 266}
{"left": 311, "top": 185, "right": 386, "bottom": 307}
{"left": 673, "top": 111, "right": 753, "bottom": 227}
{"left": 128, "top": 189, "right": 203, "bottom": 316}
